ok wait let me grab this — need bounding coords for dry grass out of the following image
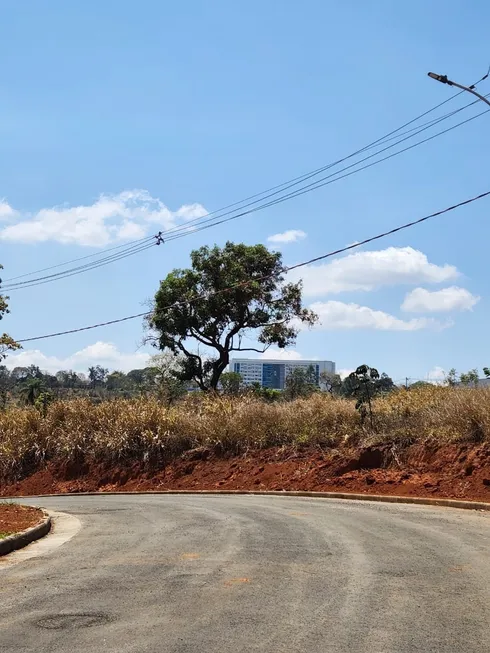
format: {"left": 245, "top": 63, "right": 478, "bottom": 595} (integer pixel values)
{"left": 1, "top": 386, "right": 490, "bottom": 482}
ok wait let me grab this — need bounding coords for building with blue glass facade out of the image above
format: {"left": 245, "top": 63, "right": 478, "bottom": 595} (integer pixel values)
{"left": 230, "top": 358, "right": 335, "bottom": 390}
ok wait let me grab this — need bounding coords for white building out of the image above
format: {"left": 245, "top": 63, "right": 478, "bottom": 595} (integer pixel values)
{"left": 230, "top": 358, "right": 336, "bottom": 390}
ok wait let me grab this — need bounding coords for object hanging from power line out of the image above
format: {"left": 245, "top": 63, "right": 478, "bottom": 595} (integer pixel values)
{"left": 16, "top": 188, "right": 490, "bottom": 343}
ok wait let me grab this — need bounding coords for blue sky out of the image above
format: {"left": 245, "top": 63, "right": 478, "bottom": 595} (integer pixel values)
{"left": 1, "top": 0, "right": 490, "bottom": 382}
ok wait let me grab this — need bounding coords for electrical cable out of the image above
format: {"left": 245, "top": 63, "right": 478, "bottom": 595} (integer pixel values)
{"left": 16, "top": 188, "right": 490, "bottom": 343}
{"left": 3, "top": 242, "right": 157, "bottom": 291}
{"left": 159, "top": 89, "right": 474, "bottom": 239}
{"left": 3, "top": 235, "right": 155, "bottom": 283}
{"left": 146, "top": 91, "right": 490, "bottom": 242}
{"left": 161, "top": 104, "right": 490, "bottom": 242}
{"left": 5, "top": 81, "right": 484, "bottom": 284}
{"left": 3, "top": 240, "right": 158, "bottom": 291}
{"left": 3, "top": 98, "right": 488, "bottom": 292}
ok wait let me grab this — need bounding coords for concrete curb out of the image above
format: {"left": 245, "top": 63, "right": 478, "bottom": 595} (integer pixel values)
{"left": 0, "top": 512, "right": 51, "bottom": 557}
{"left": 5, "top": 490, "right": 490, "bottom": 512}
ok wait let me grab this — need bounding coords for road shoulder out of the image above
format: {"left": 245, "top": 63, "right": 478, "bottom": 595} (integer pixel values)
{"left": 0, "top": 504, "right": 51, "bottom": 556}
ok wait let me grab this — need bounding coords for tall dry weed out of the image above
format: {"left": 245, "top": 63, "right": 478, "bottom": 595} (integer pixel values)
{"left": 1, "top": 386, "right": 489, "bottom": 482}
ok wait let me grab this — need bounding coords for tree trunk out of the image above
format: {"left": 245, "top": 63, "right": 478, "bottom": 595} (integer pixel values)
{"left": 209, "top": 353, "right": 229, "bottom": 390}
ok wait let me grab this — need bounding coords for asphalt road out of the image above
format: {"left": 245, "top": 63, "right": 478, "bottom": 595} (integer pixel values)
{"left": 1, "top": 495, "right": 489, "bottom": 653}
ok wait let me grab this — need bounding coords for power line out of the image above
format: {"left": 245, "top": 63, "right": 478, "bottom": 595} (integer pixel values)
{"left": 16, "top": 189, "right": 490, "bottom": 343}
{"left": 3, "top": 235, "right": 155, "bottom": 283}
{"left": 4, "top": 85, "right": 483, "bottom": 285}
{"left": 161, "top": 103, "right": 490, "bottom": 243}
{"left": 145, "top": 91, "right": 490, "bottom": 243}
{"left": 285, "top": 189, "right": 490, "bottom": 270}
{"left": 4, "top": 241, "right": 154, "bottom": 289}
{"left": 159, "top": 69, "right": 485, "bottom": 238}
{"left": 3, "top": 237, "right": 162, "bottom": 291}
{"left": 5, "top": 102, "right": 476, "bottom": 292}
{"left": 4, "top": 92, "right": 488, "bottom": 304}
{"left": 157, "top": 91, "right": 478, "bottom": 240}
{"left": 3, "top": 242, "right": 157, "bottom": 291}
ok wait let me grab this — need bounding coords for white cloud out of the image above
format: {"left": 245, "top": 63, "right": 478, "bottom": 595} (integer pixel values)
{"left": 0, "top": 200, "right": 16, "bottom": 220}
{"left": 288, "top": 246, "right": 459, "bottom": 297}
{"left": 308, "top": 300, "right": 445, "bottom": 331}
{"left": 173, "top": 203, "right": 209, "bottom": 221}
{"left": 4, "top": 341, "right": 150, "bottom": 374}
{"left": 427, "top": 366, "right": 446, "bottom": 383}
{"left": 268, "top": 229, "right": 306, "bottom": 245}
{"left": 0, "top": 190, "right": 207, "bottom": 247}
{"left": 260, "top": 347, "right": 303, "bottom": 360}
{"left": 401, "top": 286, "right": 480, "bottom": 313}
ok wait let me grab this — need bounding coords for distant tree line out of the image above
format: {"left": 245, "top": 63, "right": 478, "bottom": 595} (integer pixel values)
{"left": 0, "top": 352, "right": 198, "bottom": 408}
{"left": 0, "top": 358, "right": 398, "bottom": 409}
{"left": 220, "top": 365, "right": 395, "bottom": 403}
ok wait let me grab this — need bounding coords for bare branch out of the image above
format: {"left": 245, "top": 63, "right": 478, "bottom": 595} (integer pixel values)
{"left": 176, "top": 340, "right": 202, "bottom": 368}
{"left": 224, "top": 321, "right": 246, "bottom": 350}
{"left": 231, "top": 345, "right": 270, "bottom": 353}
{"left": 189, "top": 327, "right": 215, "bottom": 348}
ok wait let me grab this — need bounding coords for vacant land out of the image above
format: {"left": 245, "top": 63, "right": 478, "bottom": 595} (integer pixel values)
{"left": 1, "top": 386, "right": 489, "bottom": 500}
{"left": 0, "top": 503, "right": 44, "bottom": 538}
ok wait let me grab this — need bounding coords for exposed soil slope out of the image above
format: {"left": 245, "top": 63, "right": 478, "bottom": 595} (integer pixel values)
{"left": 0, "top": 504, "right": 44, "bottom": 537}
{"left": 2, "top": 443, "right": 490, "bottom": 502}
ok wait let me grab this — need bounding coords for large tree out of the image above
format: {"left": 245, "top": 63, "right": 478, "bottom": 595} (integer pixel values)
{"left": 148, "top": 242, "right": 317, "bottom": 391}
{"left": 88, "top": 365, "right": 108, "bottom": 389}
{"left": 284, "top": 366, "right": 319, "bottom": 400}
{"left": 0, "top": 264, "right": 20, "bottom": 361}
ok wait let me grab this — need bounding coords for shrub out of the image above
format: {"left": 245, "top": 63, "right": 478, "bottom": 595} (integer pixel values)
{"left": 1, "top": 386, "right": 490, "bottom": 483}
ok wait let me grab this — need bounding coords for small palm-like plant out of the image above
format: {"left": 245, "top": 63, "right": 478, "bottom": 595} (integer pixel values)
{"left": 19, "top": 378, "right": 44, "bottom": 406}
{"left": 347, "top": 365, "right": 380, "bottom": 428}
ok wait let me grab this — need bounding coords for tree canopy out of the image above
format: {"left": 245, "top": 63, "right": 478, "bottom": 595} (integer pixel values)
{"left": 148, "top": 242, "right": 317, "bottom": 390}
{"left": 284, "top": 365, "right": 318, "bottom": 400}
{"left": 88, "top": 365, "right": 108, "bottom": 388}
{"left": 0, "top": 264, "right": 20, "bottom": 362}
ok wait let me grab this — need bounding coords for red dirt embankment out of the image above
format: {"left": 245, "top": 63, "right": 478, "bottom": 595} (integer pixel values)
{"left": 0, "top": 504, "right": 44, "bottom": 536}
{"left": 2, "top": 442, "right": 490, "bottom": 502}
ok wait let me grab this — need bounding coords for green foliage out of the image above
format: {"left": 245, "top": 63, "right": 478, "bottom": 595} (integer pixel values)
{"left": 148, "top": 242, "right": 317, "bottom": 390}
{"left": 340, "top": 368, "right": 394, "bottom": 399}
{"left": 484, "top": 367, "right": 490, "bottom": 379}
{"left": 249, "top": 382, "right": 283, "bottom": 402}
{"left": 88, "top": 365, "right": 108, "bottom": 389}
{"left": 345, "top": 365, "right": 380, "bottom": 428}
{"left": 445, "top": 368, "right": 481, "bottom": 387}
{"left": 0, "top": 365, "right": 10, "bottom": 410}
{"left": 0, "top": 360, "right": 196, "bottom": 406}
{"left": 148, "top": 352, "right": 187, "bottom": 404}
{"left": 284, "top": 365, "right": 319, "bottom": 400}
{"left": 19, "top": 378, "right": 45, "bottom": 406}
{"left": 34, "top": 391, "right": 54, "bottom": 417}
{"left": 409, "top": 380, "right": 433, "bottom": 390}
{"left": 459, "top": 368, "right": 479, "bottom": 387}
{"left": 220, "top": 372, "right": 243, "bottom": 395}
{"left": 106, "top": 371, "right": 132, "bottom": 392}
{"left": 320, "top": 371, "right": 342, "bottom": 394}
{"left": 127, "top": 369, "right": 146, "bottom": 386}
{"left": 55, "top": 370, "right": 83, "bottom": 389}
{"left": 157, "top": 376, "right": 187, "bottom": 404}
{"left": 376, "top": 372, "right": 396, "bottom": 394}
{"left": 445, "top": 368, "right": 458, "bottom": 387}
{"left": 0, "top": 264, "right": 21, "bottom": 361}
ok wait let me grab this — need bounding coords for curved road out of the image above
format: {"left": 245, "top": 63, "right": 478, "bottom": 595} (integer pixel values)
{"left": 1, "top": 495, "right": 490, "bottom": 652}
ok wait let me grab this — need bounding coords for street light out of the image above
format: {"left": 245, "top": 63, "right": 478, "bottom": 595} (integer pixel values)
{"left": 428, "top": 71, "right": 490, "bottom": 107}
